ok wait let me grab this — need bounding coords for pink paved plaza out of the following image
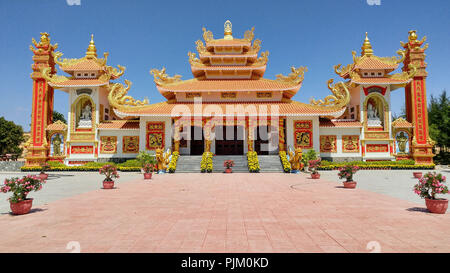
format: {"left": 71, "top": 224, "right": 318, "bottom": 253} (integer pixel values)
{"left": 1, "top": 173, "right": 450, "bottom": 253}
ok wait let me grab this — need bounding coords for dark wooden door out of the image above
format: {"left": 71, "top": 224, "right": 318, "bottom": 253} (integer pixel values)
{"left": 190, "top": 126, "right": 204, "bottom": 155}
{"left": 215, "top": 126, "right": 244, "bottom": 155}
{"left": 254, "top": 126, "right": 269, "bottom": 155}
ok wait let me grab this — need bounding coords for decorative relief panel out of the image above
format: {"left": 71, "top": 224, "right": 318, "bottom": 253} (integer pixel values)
{"left": 366, "top": 144, "right": 389, "bottom": 153}
{"left": 186, "top": 92, "right": 202, "bottom": 99}
{"left": 71, "top": 145, "right": 94, "bottom": 154}
{"left": 100, "top": 136, "right": 117, "bottom": 154}
{"left": 146, "top": 122, "right": 165, "bottom": 150}
{"left": 294, "top": 120, "right": 313, "bottom": 149}
{"left": 256, "top": 92, "right": 272, "bottom": 98}
{"left": 123, "top": 136, "right": 139, "bottom": 153}
{"left": 221, "top": 92, "right": 237, "bottom": 99}
{"left": 342, "top": 135, "right": 360, "bottom": 153}
{"left": 320, "top": 135, "right": 337, "bottom": 153}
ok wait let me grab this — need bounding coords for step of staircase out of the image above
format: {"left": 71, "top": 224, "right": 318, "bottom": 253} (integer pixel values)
{"left": 175, "top": 156, "right": 202, "bottom": 173}
{"left": 213, "top": 155, "right": 249, "bottom": 173}
{"left": 257, "top": 155, "right": 284, "bottom": 173}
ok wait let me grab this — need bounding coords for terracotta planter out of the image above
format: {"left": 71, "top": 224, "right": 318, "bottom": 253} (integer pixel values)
{"left": 39, "top": 173, "right": 48, "bottom": 180}
{"left": 225, "top": 168, "right": 232, "bottom": 173}
{"left": 103, "top": 180, "right": 114, "bottom": 189}
{"left": 10, "top": 199, "right": 33, "bottom": 215}
{"left": 343, "top": 181, "right": 357, "bottom": 189}
{"left": 144, "top": 173, "right": 152, "bottom": 180}
{"left": 425, "top": 198, "right": 448, "bottom": 214}
{"left": 311, "top": 173, "right": 320, "bottom": 179}
{"left": 413, "top": 172, "right": 423, "bottom": 179}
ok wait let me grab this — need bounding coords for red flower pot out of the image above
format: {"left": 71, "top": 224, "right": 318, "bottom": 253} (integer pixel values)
{"left": 311, "top": 173, "right": 320, "bottom": 179}
{"left": 343, "top": 181, "right": 357, "bottom": 189}
{"left": 144, "top": 173, "right": 152, "bottom": 180}
{"left": 10, "top": 199, "right": 33, "bottom": 215}
{"left": 425, "top": 198, "right": 448, "bottom": 214}
{"left": 413, "top": 172, "right": 422, "bottom": 179}
{"left": 103, "top": 180, "right": 114, "bottom": 189}
{"left": 39, "top": 173, "right": 48, "bottom": 180}
{"left": 225, "top": 168, "right": 232, "bottom": 173}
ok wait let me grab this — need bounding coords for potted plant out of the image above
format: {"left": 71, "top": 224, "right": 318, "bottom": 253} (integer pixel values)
{"left": 39, "top": 162, "right": 50, "bottom": 180}
{"left": 1, "top": 175, "right": 46, "bottom": 215}
{"left": 338, "top": 165, "right": 359, "bottom": 188}
{"left": 414, "top": 172, "right": 448, "bottom": 214}
{"left": 413, "top": 172, "right": 423, "bottom": 179}
{"left": 142, "top": 163, "right": 154, "bottom": 180}
{"left": 224, "top": 160, "right": 234, "bottom": 173}
{"left": 99, "top": 164, "right": 119, "bottom": 189}
{"left": 309, "top": 158, "right": 321, "bottom": 179}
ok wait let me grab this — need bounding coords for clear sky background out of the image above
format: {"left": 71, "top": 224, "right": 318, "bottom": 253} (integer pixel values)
{"left": 0, "top": 0, "right": 449, "bottom": 131}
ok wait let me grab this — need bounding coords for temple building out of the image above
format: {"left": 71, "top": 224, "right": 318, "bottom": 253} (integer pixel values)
{"left": 24, "top": 22, "right": 435, "bottom": 169}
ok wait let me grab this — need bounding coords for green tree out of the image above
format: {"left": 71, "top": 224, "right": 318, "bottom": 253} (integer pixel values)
{"left": 428, "top": 90, "right": 449, "bottom": 149}
{"left": 52, "top": 110, "right": 67, "bottom": 124}
{"left": 0, "top": 117, "right": 24, "bottom": 155}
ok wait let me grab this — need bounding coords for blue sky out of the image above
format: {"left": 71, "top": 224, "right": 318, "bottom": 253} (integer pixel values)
{"left": 0, "top": 0, "right": 449, "bottom": 131}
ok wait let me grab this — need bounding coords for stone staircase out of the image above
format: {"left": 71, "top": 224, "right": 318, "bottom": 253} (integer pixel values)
{"left": 213, "top": 155, "right": 248, "bottom": 173}
{"left": 175, "top": 156, "right": 202, "bottom": 173}
{"left": 257, "top": 155, "right": 284, "bottom": 173}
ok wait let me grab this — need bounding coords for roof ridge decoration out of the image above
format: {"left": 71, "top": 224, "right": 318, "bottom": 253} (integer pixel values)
{"left": 275, "top": 66, "right": 307, "bottom": 85}
{"left": 253, "top": 51, "right": 269, "bottom": 66}
{"left": 201, "top": 21, "right": 256, "bottom": 43}
{"left": 150, "top": 67, "right": 182, "bottom": 86}
{"left": 309, "top": 79, "right": 351, "bottom": 110}
{"left": 41, "top": 67, "right": 72, "bottom": 83}
{"left": 30, "top": 32, "right": 58, "bottom": 53}
{"left": 108, "top": 80, "right": 149, "bottom": 111}
{"left": 400, "top": 30, "right": 429, "bottom": 51}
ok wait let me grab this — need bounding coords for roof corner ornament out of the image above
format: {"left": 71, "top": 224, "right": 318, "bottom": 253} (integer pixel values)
{"left": 150, "top": 67, "right": 182, "bottom": 85}
{"left": 108, "top": 80, "right": 149, "bottom": 111}
{"left": 309, "top": 79, "right": 351, "bottom": 109}
{"left": 202, "top": 27, "right": 214, "bottom": 42}
{"left": 275, "top": 66, "right": 307, "bottom": 85}
{"left": 243, "top": 26, "right": 255, "bottom": 42}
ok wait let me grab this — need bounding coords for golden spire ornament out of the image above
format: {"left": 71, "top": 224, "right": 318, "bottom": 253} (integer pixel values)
{"left": 224, "top": 20, "right": 233, "bottom": 40}
{"left": 361, "top": 32, "right": 374, "bottom": 56}
{"left": 86, "top": 34, "right": 97, "bottom": 58}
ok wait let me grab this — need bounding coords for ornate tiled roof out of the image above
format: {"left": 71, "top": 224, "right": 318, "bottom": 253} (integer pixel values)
{"left": 351, "top": 77, "right": 411, "bottom": 85}
{"left": 60, "top": 59, "right": 104, "bottom": 72}
{"left": 392, "top": 117, "right": 413, "bottom": 128}
{"left": 319, "top": 119, "right": 363, "bottom": 128}
{"left": 97, "top": 120, "right": 140, "bottom": 130}
{"left": 114, "top": 101, "right": 345, "bottom": 118}
{"left": 157, "top": 79, "right": 300, "bottom": 92}
{"left": 48, "top": 79, "right": 108, "bottom": 88}
{"left": 354, "top": 56, "right": 399, "bottom": 70}
{"left": 46, "top": 121, "right": 67, "bottom": 131}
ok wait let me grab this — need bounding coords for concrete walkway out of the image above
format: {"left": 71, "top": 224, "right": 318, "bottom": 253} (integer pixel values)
{"left": 0, "top": 171, "right": 449, "bottom": 253}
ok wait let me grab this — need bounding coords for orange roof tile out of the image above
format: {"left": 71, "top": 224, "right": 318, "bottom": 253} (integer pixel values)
{"left": 61, "top": 59, "right": 104, "bottom": 72}
{"left": 392, "top": 118, "right": 413, "bottom": 128}
{"left": 46, "top": 122, "right": 67, "bottom": 131}
{"left": 49, "top": 79, "right": 108, "bottom": 87}
{"left": 320, "top": 119, "right": 362, "bottom": 128}
{"left": 158, "top": 79, "right": 299, "bottom": 92}
{"left": 98, "top": 120, "right": 140, "bottom": 130}
{"left": 354, "top": 56, "right": 398, "bottom": 70}
{"left": 114, "top": 101, "right": 345, "bottom": 118}
{"left": 351, "top": 77, "right": 411, "bottom": 85}
{"left": 206, "top": 39, "right": 251, "bottom": 46}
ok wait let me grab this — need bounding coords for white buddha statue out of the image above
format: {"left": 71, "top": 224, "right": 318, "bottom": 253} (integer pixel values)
{"left": 78, "top": 104, "right": 92, "bottom": 128}
{"left": 367, "top": 102, "right": 381, "bottom": 127}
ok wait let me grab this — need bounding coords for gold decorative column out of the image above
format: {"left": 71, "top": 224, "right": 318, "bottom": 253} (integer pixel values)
{"left": 278, "top": 117, "right": 286, "bottom": 152}
{"left": 173, "top": 117, "right": 181, "bottom": 152}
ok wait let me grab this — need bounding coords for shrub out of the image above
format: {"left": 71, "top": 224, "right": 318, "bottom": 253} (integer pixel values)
{"left": 47, "top": 160, "right": 66, "bottom": 168}
{"left": 136, "top": 151, "right": 156, "bottom": 166}
{"left": 168, "top": 151, "right": 179, "bottom": 173}
{"left": 40, "top": 162, "right": 51, "bottom": 173}
{"left": 1, "top": 175, "right": 46, "bottom": 203}
{"left": 279, "top": 151, "right": 291, "bottom": 173}
{"left": 414, "top": 172, "right": 448, "bottom": 200}
{"left": 247, "top": 151, "right": 260, "bottom": 173}
{"left": 99, "top": 165, "right": 119, "bottom": 181}
{"left": 308, "top": 158, "right": 321, "bottom": 174}
{"left": 201, "top": 152, "right": 213, "bottom": 173}
{"left": 117, "top": 159, "right": 142, "bottom": 168}
{"left": 142, "top": 163, "right": 155, "bottom": 174}
{"left": 337, "top": 165, "right": 360, "bottom": 182}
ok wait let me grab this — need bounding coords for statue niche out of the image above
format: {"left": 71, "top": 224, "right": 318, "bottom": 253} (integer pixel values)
{"left": 395, "top": 131, "right": 409, "bottom": 154}
{"left": 51, "top": 133, "right": 64, "bottom": 156}
{"left": 366, "top": 97, "right": 383, "bottom": 128}
{"left": 76, "top": 98, "right": 93, "bottom": 128}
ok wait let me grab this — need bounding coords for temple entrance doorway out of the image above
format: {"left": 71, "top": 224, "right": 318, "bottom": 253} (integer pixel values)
{"left": 190, "top": 126, "right": 204, "bottom": 155}
{"left": 254, "top": 126, "right": 270, "bottom": 155}
{"left": 215, "top": 126, "right": 244, "bottom": 155}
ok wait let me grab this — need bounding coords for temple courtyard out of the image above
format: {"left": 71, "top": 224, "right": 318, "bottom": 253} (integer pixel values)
{"left": 0, "top": 170, "right": 449, "bottom": 253}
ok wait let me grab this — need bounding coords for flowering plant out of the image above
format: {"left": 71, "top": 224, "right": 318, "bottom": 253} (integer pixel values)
{"left": 99, "top": 164, "right": 119, "bottom": 181}
{"left": 308, "top": 158, "right": 321, "bottom": 174}
{"left": 1, "top": 175, "right": 46, "bottom": 203}
{"left": 337, "top": 165, "right": 359, "bottom": 182}
{"left": 40, "top": 162, "right": 50, "bottom": 174}
{"left": 224, "top": 160, "right": 234, "bottom": 169}
{"left": 414, "top": 172, "right": 448, "bottom": 200}
{"left": 142, "top": 163, "right": 155, "bottom": 174}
